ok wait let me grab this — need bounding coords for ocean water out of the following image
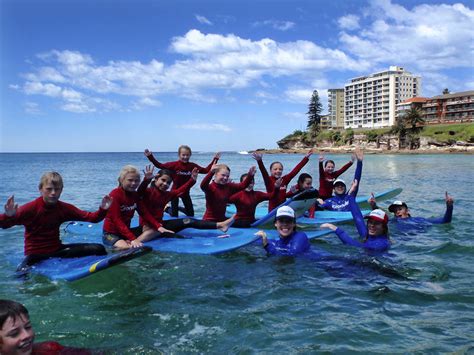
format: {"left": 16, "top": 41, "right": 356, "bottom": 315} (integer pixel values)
{"left": 0, "top": 152, "right": 473, "bottom": 353}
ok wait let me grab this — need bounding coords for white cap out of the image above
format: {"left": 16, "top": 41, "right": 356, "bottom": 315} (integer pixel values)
{"left": 364, "top": 209, "right": 389, "bottom": 224}
{"left": 388, "top": 200, "right": 408, "bottom": 212}
{"left": 333, "top": 178, "right": 346, "bottom": 186}
{"left": 276, "top": 206, "right": 295, "bottom": 219}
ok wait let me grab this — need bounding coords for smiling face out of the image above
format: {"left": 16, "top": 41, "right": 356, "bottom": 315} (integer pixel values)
{"left": 333, "top": 182, "right": 346, "bottom": 195}
{"left": 270, "top": 163, "right": 283, "bottom": 179}
{"left": 324, "top": 162, "right": 335, "bottom": 174}
{"left": 154, "top": 174, "right": 172, "bottom": 191}
{"left": 178, "top": 148, "right": 191, "bottom": 163}
{"left": 300, "top": 177, "right": 312, "bottom": 190}
{"left": 0, "top": 315, "right": 35, "bottom": 355}
{"left": 274, "top": 217, "right": 296, "bottom": 238}
{"left": 392, "top": 206, "right": 410, "bottom": 218}
{"left": 39, "top": 181, "right": 63, "bottom": 206}
{"left": 121, "top": 172, "right": 140, "bottom": 192}
{"left": 367, "top": 218, "right": 385, "bottom": 237}
{"left": 214, "top": 168, "right": 230, "bottom": 185}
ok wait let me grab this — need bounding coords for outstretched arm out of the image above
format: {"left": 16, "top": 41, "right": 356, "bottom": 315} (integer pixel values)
{"left": 4, "top": 195, "right": 18, "bottom": 217}
{"left": 144, "top": 149, "right": 167, "bottom": 169}
{"left": 252, "top": 152, "right": 272, "bottom": 192}
{"left": 138, "top": 165, "right": 154, "bottom": 197}
{"left": 428, "top": 191, "right": 454, "bottom": 224}
{"left": 282, "top": 149, "right": 313, "bottom": 185}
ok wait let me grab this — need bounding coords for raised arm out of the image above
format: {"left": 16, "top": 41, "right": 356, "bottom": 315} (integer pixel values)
{"left": 282, "top": 149, "right": 313, "bottom": 185}
{"left": 348, "top": 190, "right": 368, "bottom": 238}
{"left": 200, "top": 164, "right": 216, "bottom": 192}
{"left": 252, "top": 152, "right": 272, "bottom": 192}
{"left": 229, "top": 166, "right": 256, "bottom": 193}
{"left": 428, "top": 192, "right": 454, "bottom": 224}
{"left": 170, "top": 168, "right": 198, "bottom": 199}
{"left": 350, "top": 148, "right": 363, "bottom": 197}
{"left": 138, "top": 165, "right": 154, "bottom": 197}
{"left": 144, "top": 149, "right": 167, "bottom": 169}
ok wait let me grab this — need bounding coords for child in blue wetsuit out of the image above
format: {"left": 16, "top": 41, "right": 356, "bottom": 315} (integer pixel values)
{"left": 256, "top": 206, "right": 310, "bottom": 256}
{"left": 321, "top": 180, "right": 391, "bottom": 252}
{"left": 316, "top": 148, "right": 363, "bottom": 212}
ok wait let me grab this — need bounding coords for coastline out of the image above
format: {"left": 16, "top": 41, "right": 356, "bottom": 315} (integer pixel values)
{"left": 252, "top": 146, "right": 474, "bottom": 154}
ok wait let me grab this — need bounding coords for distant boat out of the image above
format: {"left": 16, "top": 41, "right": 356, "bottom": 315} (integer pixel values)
{"left": 238, "top": 150, "right": 249, "bottom": 155}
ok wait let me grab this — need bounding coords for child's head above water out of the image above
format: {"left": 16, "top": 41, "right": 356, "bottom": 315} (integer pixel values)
{"left": 178, "top": 145, "right": 192, "bottom": 163}
{"left": 0, "top": 300, "right": 35, "bottom": 355}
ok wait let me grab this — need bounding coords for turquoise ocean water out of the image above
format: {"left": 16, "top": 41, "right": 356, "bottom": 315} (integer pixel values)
{"left": 0, "top": 152, "right": 473, "bottom": 353}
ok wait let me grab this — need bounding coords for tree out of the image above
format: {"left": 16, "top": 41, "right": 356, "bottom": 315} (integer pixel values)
{"left": 391, "top": 107, "right": 425, "bottom": 149}
{"left": 307, "top": 90, "right": 323, "bottom": 134}
{"left": 443, "top": 88, "right": 450, "bottom": 95}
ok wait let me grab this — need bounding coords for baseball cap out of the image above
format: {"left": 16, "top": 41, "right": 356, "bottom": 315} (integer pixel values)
{"left": 276, "top": 206, "right": 295, "bottom": 219}
{"left": 388, "top": 200, "right": 408, "bottom": 213}
{"left": 333, "top": 178, "right": 346, "bottom": 187}
{"left": 364, "top": 209, "right": 389, "bottom": 224}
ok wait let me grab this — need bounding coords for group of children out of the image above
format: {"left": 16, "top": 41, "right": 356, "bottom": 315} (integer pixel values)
{"left": 1, "top": 144, "right": 455, "bottom": 268}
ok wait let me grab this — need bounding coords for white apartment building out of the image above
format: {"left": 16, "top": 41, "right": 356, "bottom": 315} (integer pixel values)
{"left": 328, "top": 88, "right": 345, "bottom": 129}
{"left": 344, "top": 66, "right": 421, "bottom": 129}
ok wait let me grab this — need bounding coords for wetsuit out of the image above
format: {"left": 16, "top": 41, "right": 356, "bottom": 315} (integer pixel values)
{"left": 146, "top": 153, "right": 218, "bottom": 217}
{"left": 319, "top": 160, "right": 353, "bottom": 200}
{"left": 138, "top": 176, "right": 219, "bottom": 236}
{"left": 333, "top": 196, "right": 390, "bottom": 252}
{"left": 0, "top": 197, "right": 107, "bottom": 270}
{"left": 103, "top": 187, "right": 162, "bottom": 244}
{"left": 228, "top": 188, "right": 278, "bottom": 228}
{"left": 264, "top": 231, "right": 310, "bottom": 256}
{"left": 318, "top": 160, "right": 362, "bottom": 212}
{"left": 201, "top": 171, "right": 252, "bottom": 222}
{"left": 33, "top": 341, "right": 91, "bottom": 354}
{"left": 391, "top": 204, "right": 453, "bottom": 233}
{"left": 257, "top": 156, "right": 310, "bottom": 212}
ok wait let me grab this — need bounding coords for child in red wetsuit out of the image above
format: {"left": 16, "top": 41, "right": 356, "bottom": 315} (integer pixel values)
{"left": 138, "top": 166, "right": 234, "bottom": 236}
{"left": 0, "top": 299, "right": 92, "bottom": 355}
{"left": 318, "top": 153, "right": 354, "bottom": 200}
{"left": 144, "top": 146, "right": 220, "bottom": 217}
{"left": 0, "top": 172, "right": 111, "bottom": 272}
{"left": 103, "top": 165, "right": 165, "bottom": 250}
{"left": 229, "top": 175, "right": 282, "bottom": 228}
{"left": 201, "top": 164, "right": 256, "bottom": 222}
{"left": 253, "top": 150, "right": 313, "bottom": 212}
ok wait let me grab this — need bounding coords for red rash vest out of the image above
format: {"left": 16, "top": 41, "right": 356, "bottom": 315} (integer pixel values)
{"left": 318, "top": 160, "right": 353, "bottom": 199}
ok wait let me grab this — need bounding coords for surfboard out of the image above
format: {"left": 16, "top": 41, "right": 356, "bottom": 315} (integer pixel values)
{"left": 13, "top": 246, "right": 152, "bottom": 282}
{"left": 298, "top": 210, "right": 372, "bottom": 225}
{"left": 251, "top": 189, "right": 319, "bottom": 228}
{"left": 356, "top": 188, "right": 403, "bottom": 209}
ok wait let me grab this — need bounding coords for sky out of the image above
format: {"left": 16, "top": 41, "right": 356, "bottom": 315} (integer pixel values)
{"left": 1, "top": 0, "right": 473, "bottom": 152}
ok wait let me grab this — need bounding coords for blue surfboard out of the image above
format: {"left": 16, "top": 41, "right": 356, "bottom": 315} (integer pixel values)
{"left": 297, "top": 210, "right": 372, "bottom": 225}
{"left": 13, "top": 246, "right": 151, "bottom": 282}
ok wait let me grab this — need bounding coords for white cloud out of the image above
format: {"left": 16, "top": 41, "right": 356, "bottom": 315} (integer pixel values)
{"left": 339, "top": 0, "right": 474, "bottom": 71}
{"left": 253, "top": 20, "right": 295, "bottom": 31}
{"left": 195, "top": 14, "right": 213, "bottom": 25}
{"left": 176, "top": 123, "right": 231, "bottom": 132}
{"left": 283, "top": 111, "right": 306, "bottom": 121}
{"left": 24, "top": 102, "right": 41, "bottom": 115}
{"left": 284, "top": 88, "right": 313, "bottom": 103}
{"left": 338, "top": 15, "right": 360, "bottom": 30}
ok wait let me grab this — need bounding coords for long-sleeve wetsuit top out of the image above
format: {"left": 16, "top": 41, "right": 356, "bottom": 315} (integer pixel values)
{"left": 229, "top": 188, "right": 277, "bottom": 223}
{"left": 0, "top": 197, "right": 106, "bottom": 255}
{"left": 264, "top": 231, "right": 311, "bottom": 256}
{"left": 334, "top": 195, "right": 390, "bottom": 252}
{"left": 137, "top": 177, "right": 195, "bottom": 225}
{"left": 257, "top": 156, "right": 310, "bottom": 212}
{"left": 201, "top": 171, "right": 252, "bottom": 222}
{"left": 319, "top": 160, "right": 353, "bottom": 200}
{"left": 319, "top": 160, "right": 362, "bottom": 211}
{"left": 391, "top": 204, "right": 453, "bottom": 232}
{"left": 103, "top": 187, "right": 162, "bottom": 240}
{"left": 146, "top": 153, "right": 217, "bottom": 191}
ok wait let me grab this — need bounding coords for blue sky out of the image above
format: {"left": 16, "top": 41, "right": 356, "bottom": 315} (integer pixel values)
{"left": 1, "top": 0, "right": 473, "bottom": 152}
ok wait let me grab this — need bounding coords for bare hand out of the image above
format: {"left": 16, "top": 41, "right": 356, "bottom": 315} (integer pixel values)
{"left": 305, "top": 149, "right": 314, "bottom": 158}
{"left": 445, "top": 191, "right": 454, "bottom": 206}
{"left": 210, "top": 163, "right": 219, "bottom": 174}
{"left": 158, "top": 226, "right": 175, "bottom": 234}
{"left": 368, "top": 192, "right": 376, "bottom": 207}
{"left": 255, "top": 230, "right": 268, "bottom": 247}
{"left": 248, "top": 166, "right": 256, "bottom": 176}
{"left": 4, "top": 195, "right": 18, "bottom": 217}
{"left": 191, "top": 167, "right": 199, "bottom": 181}
{"left": 316, "top": 198, "right": 324, "bottom": 205}
{"left": 320, "top": 223, "right": 337, "bottom": 231}
{"left": 289, "top": 184, "right": 298, "bottom": 194}
{"left": 354, "top": 147, "right": 364, "bottom": 161}
{"left": 143, "top": 165, "right": 154, "bottom": 180}
{"left": 319, "top": 154, "right": 325, "bottom": 163}
{"left": 252, "top": 152, "right": 262, "bottom": 161}
{"left": 144, "top": 149, "right": 152, "bottom": 157}
{"left": 214, "top": 152, "right": 221, "bottom": 160}
{"left": 100, "top": 195, "right": 113, "bottom": 210}
{"left": 348, "top": 179, "right": 358, "bottom": 195}
{"left": 130, "top": 239, "right": 143, "bottom": 248}
{"left": 274, "top": 177, "right": 283, "bottom": 189}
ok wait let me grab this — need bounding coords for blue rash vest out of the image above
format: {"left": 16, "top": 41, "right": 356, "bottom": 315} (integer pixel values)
{"left": 334, "top": 195, "right": 390, "bottom": 252}
{"left": 390, "top": 203, "right": 453, "bottom": 233}
{"left": 264, "top": 230, "right": 311, "bottom": 256}
{"left": 319, "top": 160, "right": 362, "bottom": 212}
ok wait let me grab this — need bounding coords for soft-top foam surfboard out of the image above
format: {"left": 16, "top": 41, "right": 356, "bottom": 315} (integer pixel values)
{"left": 356, "top": 188, "right": 403, "bottom": 209}
{"left": 251, "top": 189, "right": 319, "bottom": 228}
{"left": 13, "top": 246, "right": 151, "bottom": 282}
{"left": 298, "top": 210, "right": 372, "bottom": 225}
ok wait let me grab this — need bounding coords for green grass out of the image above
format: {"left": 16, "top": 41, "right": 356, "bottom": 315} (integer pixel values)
{"left": 420, "top": 123, "right": 474, "bottom": 143}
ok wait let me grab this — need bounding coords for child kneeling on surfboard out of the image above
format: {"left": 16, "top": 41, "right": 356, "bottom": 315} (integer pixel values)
{"left": 1, "top": 172, "right": 111, "bottom": 272}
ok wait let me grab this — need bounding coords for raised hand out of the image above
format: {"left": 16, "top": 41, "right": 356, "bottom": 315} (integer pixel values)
{"left": 143, "top": 165, "right": 155, "bottom": 180}
{"left": 252, "top": 152, "right": 263, "bottom": 161}
{"left": 319, "top": 154, "right": 325, "bottom": 163}
{"left": 368, "top": 192, "right": 377, "bottom": 208}
{"left": 210, "top": 163, "right": 219, "bottom": 173}
{"left": 214, "top": 152, "right": 221, "bottom": 160}
{"left": 191, "top": 167, "right": 199, "bottom": 181}
{"left": 305, "top": 149, "right": 314, "bottom": 158}
{"left": 248, "top": 166, "right": 257, "bottom": 176}
{"left": 348, "top": 179, "right": 358, "bottom": 195}
{"left": 4, "top": 195, "right": 18, "bottom": 217}
{"left": 100, "top": 195, "right": 113, "bottom": 210}
{"left": 354, "top": 147, "right": 364, "bottom": 161}
{"left": 445, "top": 191, "right": 454, "bottom": 206}
{"left": 144, "top": 149, "right": 152, "bottom": 157}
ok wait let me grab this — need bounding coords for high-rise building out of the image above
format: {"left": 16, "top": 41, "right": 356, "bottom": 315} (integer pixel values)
{"left": 422, "top": 90, "right": 474, "bottom": 124}
{"left": 344, "top": 66, "right": 421, "bottom": 129}
{"left": 328, "top": 88, "right": 345, "bottom": 129}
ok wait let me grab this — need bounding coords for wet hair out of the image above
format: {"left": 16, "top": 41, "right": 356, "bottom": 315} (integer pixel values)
{"left": 178, "top": 145, "right": 192, "bottom": 155}
{"left": 0, "top": 300, "right": 29, "bottom": 329}
{"left": 240, "top": 173, "right": 254, "bottom": 183}
{"left": 38, "top": 172, "right": 63, "bottom": 190}
{"left": 117, "top": 165, "right": 140, "bottom": 186}
{"left": 270, "top": 161, "right": 283, "bottom": 171}
{"left": 324, "top": 160, "right": 335, "bottom": 168}
{"left": 215, "top": 164, "right": 230, "bottom": 173}
{"left": 297, "top": 173, "right": 312, "bottom": 187}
